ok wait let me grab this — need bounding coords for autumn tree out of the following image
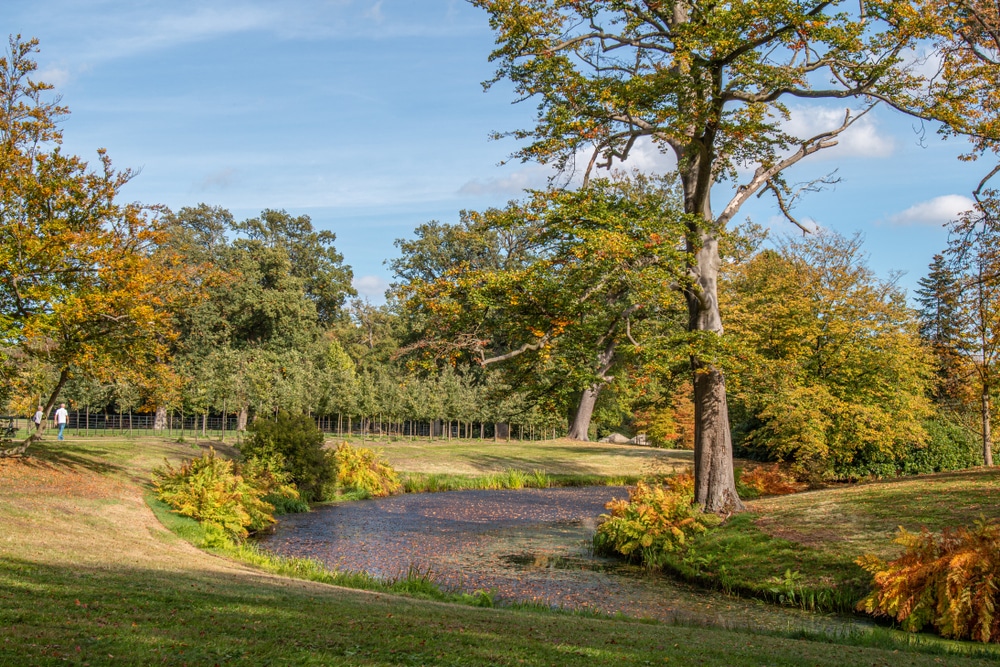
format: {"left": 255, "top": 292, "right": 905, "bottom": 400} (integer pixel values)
{"left": 472, "top": 0, "right": 943, "bottom": 510}
{"left": 393, "top": 173, "right": 688, "bottom": 440}
{"left": 0, "top": 36, "right": 183, "bottom": 452}
{"left": 944, "top": 198, "right": 1000, "bottom": 466}
{"left": 723, "top": 231, "right": 934, "bottom": 477}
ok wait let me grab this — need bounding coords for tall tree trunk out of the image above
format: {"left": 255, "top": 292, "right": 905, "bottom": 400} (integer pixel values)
{"left": 686, "top": 228, "right": 744, "bottom": 513}
{"left": 237, "top": 405, "right": 249, "bottom": 432}
{"left": 567, "top": 339, "right": 616, "bottom": 441}
{"left": 154, "top": 405, "right": 168, "bottom": 432}
{"left": 983, "top": 387, "right": 994, "bottom": 466}
{"left": 567, "top": 388, "right": 599, "bottom": 440}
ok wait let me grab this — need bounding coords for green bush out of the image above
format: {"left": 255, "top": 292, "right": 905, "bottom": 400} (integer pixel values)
{"left": 829, "top": 417, "right": 980, "bottom": 479}
{"left": 593, "top": 479, "right": 720, "bottom": 568}
{"left": 240, "top": 453, "right": 309, "bottom": 514}
{"left": 333, "top": 441, "right": 402, "bottom": 497}
{"left": 152, "top": 448, "right": 275, "bottom": 539}
{"left": 241, "top": 412, "right": 336, "bottom": 501}
{"left": 902, "top": 417, "right": 981, "bottom": 474}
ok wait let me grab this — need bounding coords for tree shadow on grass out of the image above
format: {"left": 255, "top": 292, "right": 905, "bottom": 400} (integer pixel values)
{"left": 0, "top": 557, "right": 665, "bottom": 667}
{"left": 459, "top": 449, "right": 693, "bottom": 476}
{"left": 15, "top": 443, "right": 124, "bottom": 476}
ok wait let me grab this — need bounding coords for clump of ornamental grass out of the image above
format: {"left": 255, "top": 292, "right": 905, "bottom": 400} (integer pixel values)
{"left": 857, "top": 519, "right": 1000, "bottom": 642}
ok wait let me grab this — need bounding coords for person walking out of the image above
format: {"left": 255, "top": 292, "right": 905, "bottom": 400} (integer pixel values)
{"left": 32, "top": 406, "right": 43, "bottom": 431}
{"left": 54, "top": 403, "right": 68, "bottom": 441}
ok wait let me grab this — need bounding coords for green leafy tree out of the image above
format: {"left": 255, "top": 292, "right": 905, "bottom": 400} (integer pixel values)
{"left": 472, "top": 0, "right": 945, "bottom": 510}
{"left": 394, "top": 173, "right": 687, "bottom": 440}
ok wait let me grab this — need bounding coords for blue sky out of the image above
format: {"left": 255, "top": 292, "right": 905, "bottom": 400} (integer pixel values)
{"left": 3, "top": 0, "right": 989, "bottom": 303}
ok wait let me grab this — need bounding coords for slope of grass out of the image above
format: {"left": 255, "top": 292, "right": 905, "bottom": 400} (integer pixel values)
{"left": 1, "top": 434, "right": 999, "bottom": 665}
{"left": 652, "top": 468, "right": 1000, "bottom": 615}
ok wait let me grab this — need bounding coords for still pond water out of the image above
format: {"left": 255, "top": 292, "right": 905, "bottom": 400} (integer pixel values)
{"left": 258, "top": 486, "right": 871, "bottom": 634}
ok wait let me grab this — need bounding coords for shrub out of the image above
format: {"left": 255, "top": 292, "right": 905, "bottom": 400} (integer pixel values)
{"left": 593, "top": 479, "right": 720, "bottom": 568}
{"left": 738, "top": 464, "right": 805, "bottom": 497}
{"left": 333, "top": 441, "right": 401, "bottom": 497}
{"left": 152, "top": 448, "right": 275, "bottom": 539}
{"left": 901, "top": 417, "right": 981, "bottom": 474}
{"left": 857, "top": 520, "right": 1000, "bottom": 642}
{"left": 240, "top": 452, "right": 308, "bottom": 514}
{"left": 241, "top": 412, "right": 335, "bottom": 501}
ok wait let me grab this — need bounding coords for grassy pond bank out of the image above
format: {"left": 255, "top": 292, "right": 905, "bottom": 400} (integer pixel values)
{"left": 2, "top": 434, "right": 1000, "bottom": 665}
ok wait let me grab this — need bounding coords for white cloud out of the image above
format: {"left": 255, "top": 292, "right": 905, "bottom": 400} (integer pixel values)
{"left": 36, "top": 66, "right": 70, "bottom": 88}
{"left": 353, "top": 274, "right": 389, "bottom": 298}
{"left": 458, "top": 164, "right": 550, "bottom": 196}
{"left": 458, "top": 139, "right": 678, "bottom": 197}
{"left": 885, "top": 194, "right": 975, "bottom": 227}
{"left": 782, "top": 106, "right": 895, "bottom": 159}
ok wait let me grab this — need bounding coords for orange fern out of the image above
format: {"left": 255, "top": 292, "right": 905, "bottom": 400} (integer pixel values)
{"left": 858, "top": 520, "right": 1000, "bottom": 642}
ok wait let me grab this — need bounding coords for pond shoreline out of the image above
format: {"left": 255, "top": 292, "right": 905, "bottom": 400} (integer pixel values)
{"left": 260, "top": 486, "right": 873, "bottom": 635}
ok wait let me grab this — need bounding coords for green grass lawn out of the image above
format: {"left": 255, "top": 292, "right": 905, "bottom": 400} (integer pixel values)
{"left": 359, "top": 436, "right": 694, "bottom": 477}
{"left": 2, "top": 434, "right": 1000, "bottom": 665}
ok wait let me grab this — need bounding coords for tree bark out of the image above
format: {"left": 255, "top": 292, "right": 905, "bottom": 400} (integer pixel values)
{"left": 567, "top": 387, "right": 599, "bottom": 441}
{"left": 686, "top": 226, "right": 745, "bottom": 513}
{"left": 237, "top": 405, "right": 249, "bottom": 432}
{"left": 983, "top": 388, "right": 994, "bottom": 466}
{"left": 154, "top": 405, "right": 167, "bottom": 432}
{"left": 567, "top": 339, "right": 616, "bottom": 441}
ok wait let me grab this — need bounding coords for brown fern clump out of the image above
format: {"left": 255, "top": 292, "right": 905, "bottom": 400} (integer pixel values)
{"left": 857, "top": 520, "right": 1000, "bottom": 642}
{"left": 739, "top": 464, "right": 805, "bottom": 496}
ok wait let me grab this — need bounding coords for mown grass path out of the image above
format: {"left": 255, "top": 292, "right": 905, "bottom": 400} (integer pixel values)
{"left": 1, "top": 436, "right": 998, "bottom": 666}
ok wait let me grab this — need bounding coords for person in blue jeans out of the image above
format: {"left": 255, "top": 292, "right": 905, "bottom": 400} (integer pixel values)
{"left": 54, "top": 403, "right": 68, "bottom": 440}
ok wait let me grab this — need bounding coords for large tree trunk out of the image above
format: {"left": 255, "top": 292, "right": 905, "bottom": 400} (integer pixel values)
{"left": 686, "top": 227, "right": 744, "bottom": 513}
{"left": 2, "top": 368, "right": 70, "bottom": 457}
{"left": 237, "top": 405, "right": 249, "bottom": 432}
{"left": 567, "top": 387, "right": 599, "bottom": 441}
{"left": 983, "top": 388, "right": 994, "bottom": 466}
{"left": 154, "top": 405, "right": 168, "bottom": 432}
{"left": 567, "top": 340, "right": 617, "bottom": 442}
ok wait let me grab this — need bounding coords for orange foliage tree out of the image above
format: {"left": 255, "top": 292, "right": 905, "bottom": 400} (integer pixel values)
{"left": 0, "top": 36, "right": 185, "bottom": 452}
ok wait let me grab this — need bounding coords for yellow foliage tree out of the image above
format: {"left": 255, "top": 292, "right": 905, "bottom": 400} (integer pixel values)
{"left": 0, "top": 37, "right": 185, "bottom": 453}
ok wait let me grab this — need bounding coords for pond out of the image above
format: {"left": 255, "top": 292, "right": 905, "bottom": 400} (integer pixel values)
{"left": 258, "top": 486, "right": 872, "bottom": 634}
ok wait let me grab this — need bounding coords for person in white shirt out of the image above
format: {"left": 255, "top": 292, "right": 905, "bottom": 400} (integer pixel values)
{"left": 54, "top": 403, "right": 68, "bottom": 441}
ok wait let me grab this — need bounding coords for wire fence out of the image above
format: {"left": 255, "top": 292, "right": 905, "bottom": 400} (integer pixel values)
{"left": 2, "top": 411, "right": 565, "bottom": 442}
